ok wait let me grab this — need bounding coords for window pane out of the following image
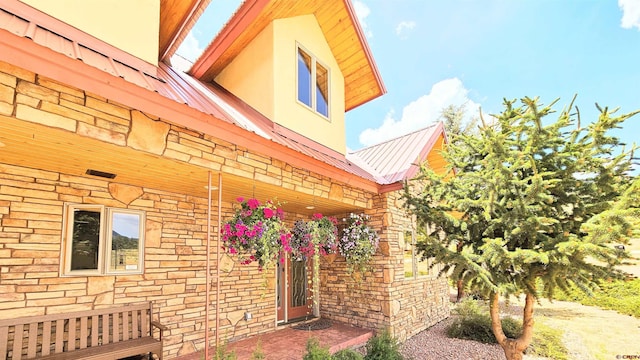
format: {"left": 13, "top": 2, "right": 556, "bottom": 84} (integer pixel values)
{"left": 316, "top": 63, "right": 329, "bottom": 117}
{"left": 417, "top": 256, "right": 430, "bottom": 277}
{"left": 403, "top": 230, "right": 415, "bottom": 278}
{"left": 109, "top": 212, "right": 141, "bottom": 272}
{"left": 297, "top": 49, "right": 312, "bottom": 107}
{"left": 71, "top": 210, "right": 101, "bottom": 271}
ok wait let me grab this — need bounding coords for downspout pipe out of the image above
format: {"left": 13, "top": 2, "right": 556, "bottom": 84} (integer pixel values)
{"left": 216, "top": 174, "right": 222, "bottom": 348}
{"left": 205, "top": 171, "right": 212, "bottom": 359}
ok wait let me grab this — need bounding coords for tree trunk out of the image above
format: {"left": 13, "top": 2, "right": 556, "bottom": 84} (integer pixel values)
{"left": 455, "top": 242, "right": 465, "bottom": 302}
{"left": 489, "top": 291, "right": 535, "bottom": 360}
{"left": 456, "top": 278, "right": 465, "bottom": 302}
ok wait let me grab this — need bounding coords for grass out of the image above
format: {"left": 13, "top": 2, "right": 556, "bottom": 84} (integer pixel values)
{"left": 553, "top": 278, "right": 640, "bottom": 318}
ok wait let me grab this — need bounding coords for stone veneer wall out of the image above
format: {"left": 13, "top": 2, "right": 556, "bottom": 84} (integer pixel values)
{"left": 319, "top": 191, "right": 450, "bottom": 340}
{"left": 0, "top": 61, "right": 376, "bottom": 358}
{"left": 0, "top": 162, "right": 283, "bottom": 358}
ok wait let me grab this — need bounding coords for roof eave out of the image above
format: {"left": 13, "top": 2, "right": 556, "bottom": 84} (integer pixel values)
{"left": 189, "top": 0, "right": 270, "bottom": 79}
{"left": 342, "top": 0, "right": 386, "bottom": 110}
{"left": 160, "top": 0, "right": 212, "bottom": 62}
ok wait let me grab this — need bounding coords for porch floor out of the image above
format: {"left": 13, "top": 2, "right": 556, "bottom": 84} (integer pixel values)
{"left": 173, "top": 320, "right": 373, "bottom": 360}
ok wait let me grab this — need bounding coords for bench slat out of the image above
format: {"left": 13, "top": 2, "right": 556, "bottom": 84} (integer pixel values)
{"left": 91, "top": 315, "right": 99, "bottom": 347}
{"left": 42, "top": 321, "right": 51, "bottom": 356}
{"left": 54, "top": 320, "right": 64, "bottom": 353}
{"left": 27, "top": 323, "right": 37, "bottom": 358}
{"left": 12, "top": 323, "right": 23, "bottom": 360}
{"left": 101, "top": 314, "right": 109, "bottom": 345}
{"left": 79, "top": 316, "right": 87, "bottom": 349}
{"left": 113, "top": 312, "right": 119, "bottom": 343}
{"left": 67, "top": 318, "right": 76, "bottom": 351}
{"left": 0, "top": 326, "right": 8, "bottom": 360}
{"left": 141, "top": 309, "right": 149, "bottom": 337}
{"left": 122, "top": 311, "right": 129, "bottom": 341}
{"left": 131, "top": 310, "right": 139, "bottom": 340}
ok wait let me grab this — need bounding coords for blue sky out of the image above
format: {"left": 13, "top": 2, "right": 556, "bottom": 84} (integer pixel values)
{"left": 176, "top": 0, "right": 640, "bottom": 154}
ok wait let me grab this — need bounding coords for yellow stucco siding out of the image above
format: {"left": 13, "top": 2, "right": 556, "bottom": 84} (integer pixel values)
{"left": 216, "top": 15, "right": 346, "bottom": 154}
{"left": 273, "top": 15, "right": 346, "bottom": 154}
{"left": 21, "top": 0, "right": 159, "bottom": 65}
{"left": 215, "top": 23, "right": 276, "bottom": 121}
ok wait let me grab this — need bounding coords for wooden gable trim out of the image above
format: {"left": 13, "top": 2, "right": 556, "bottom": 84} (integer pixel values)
{"left": 342, "top": 0, "right": 386, "bottom": 111}
{"left": 189, "top": 0, "right": 269, "bottom": 79}
{"left": 0, "top": 29, "right": 381, "bottom": 194}
{"left": 160, "top": 0, "right": 211, "bottom": 61}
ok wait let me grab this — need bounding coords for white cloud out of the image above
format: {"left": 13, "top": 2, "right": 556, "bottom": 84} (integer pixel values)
{"left": 395, "top": 21, "right": 416, "bottom": 38}
{"left": 175, "top": 31, "right": 205, "bottom": 63}
{"left": 619, "top": 0, "right": 640, "bottom": 30}
{"left": 358, "top": 78, "right": 482, "bottom": 147}
{"left": 353, "top": 0, "right": 373, "bottom": 38}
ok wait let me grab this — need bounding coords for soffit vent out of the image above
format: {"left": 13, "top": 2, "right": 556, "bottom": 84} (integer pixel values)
{"left": 86, "top": 169, "right": 116, "bottom": 179}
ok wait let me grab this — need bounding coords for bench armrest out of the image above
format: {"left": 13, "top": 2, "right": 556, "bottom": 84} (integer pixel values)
{"left": 151, "top": 321, "right": 168, "bottom": 340}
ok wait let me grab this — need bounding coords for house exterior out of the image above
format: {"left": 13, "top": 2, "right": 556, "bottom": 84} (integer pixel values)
{"left": 0, "top": 0, "right": 450, "bottom": 358}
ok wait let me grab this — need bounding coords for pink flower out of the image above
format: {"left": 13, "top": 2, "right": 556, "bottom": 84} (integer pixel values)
{"left": 263, "top": 207, "right": 274, "bottom": 218}
{"left": 248, "top": 198, "right": 260, "bottom": 209}
{"left": 229, "top": 248, "right": 237, "bottom": 254}
{"left": 312, "top": 213, "right": 323, "bottom": 220}
{"left": 236, "top": 197, "right": 244, "bottom": 203}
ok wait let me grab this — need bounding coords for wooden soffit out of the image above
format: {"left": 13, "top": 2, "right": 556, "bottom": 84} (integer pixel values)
{"left": 159, "top": 0, "right": 211, "bottom": 61}
{"left": 189, "top": 0, "right": 386, "bottom": 111}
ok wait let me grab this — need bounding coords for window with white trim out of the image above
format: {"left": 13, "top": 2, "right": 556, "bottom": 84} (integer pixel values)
{"left": 297, "top": 45, "right": 329, "bottom": 118}
{"left": 403, "top": 227, "right": 431, "bottom": 279}
{"left": 62, "top": 204, "right": 145, "bottom": 275}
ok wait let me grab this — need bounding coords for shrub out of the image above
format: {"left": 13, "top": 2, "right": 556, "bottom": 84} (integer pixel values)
{"left": 363, "top": 329, "right": 404, "bottom": 360}
{"left": 554, "top": 279, "right": 640, "bottom": 318}
{"left": 214, "top": 343, "right": 237, "bottom": 360}
{"left": 303, "top": 338, "right": 332, "bottom": 360}
{"left": 446, "top": 313, "right": 521, "bottom": 343}
{"left": 447, "top": 299, "right": 568, "bottom": 359}
{"left": 332, "top": 349, "right": 364, "bottom": 360}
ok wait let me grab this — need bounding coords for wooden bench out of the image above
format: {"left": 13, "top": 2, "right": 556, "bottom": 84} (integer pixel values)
{"left": 0, "top": 302, "right": 167, "bottom": 360}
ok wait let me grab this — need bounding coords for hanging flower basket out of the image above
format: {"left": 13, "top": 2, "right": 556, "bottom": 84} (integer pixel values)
{"left": 290, "top": 213, "right": 338, "bottom": 260}
{"left": 221, "top": 197, "right": 291, "bottom": 269}
{"left": 338, "top": 213, "right": 380, "bottom": 274}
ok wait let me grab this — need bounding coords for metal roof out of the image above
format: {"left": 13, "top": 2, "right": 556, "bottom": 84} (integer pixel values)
{"left": 349, "top": 123, "right": 445, "bottom": 183}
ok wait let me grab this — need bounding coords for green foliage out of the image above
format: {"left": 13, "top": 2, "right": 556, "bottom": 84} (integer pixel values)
{"left": 403, "top": 97, "right": 639, "bottom": 300}
{"left": 250, "top": 339, "right": 265, "bottom": 360}
{"left": 213, "top": 343, "right": 237, "bottom": 360}
{"left": 363, "top": 329, "right": 404, "bottom": 360}
{"left": 303, "top": 338, "right": 332, "bottom": 360}
{"left": 554, "top": 278, "right": 640, "bottom": 318}
{"left": 446, "top": 312, "right": 520, "bottom": 344}
{"left": 332, "top": 349, "right": 364, "bottom": 360}
{"left": 447, "top": 300, "right": 568, "bottom": 359}
{"left": 529, "top": 322, "right": 568, "bottom": 360}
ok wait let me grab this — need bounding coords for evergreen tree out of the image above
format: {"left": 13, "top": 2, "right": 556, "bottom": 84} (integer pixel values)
{"left": 403, "top": 96, "right": 638, "bottom": 360}
{"left": 438, "top": 103, "right": 479, "bottom": 301}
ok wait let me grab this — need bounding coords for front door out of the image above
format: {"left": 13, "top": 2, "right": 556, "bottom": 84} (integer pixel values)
{"left": 277, "top": 255, "right": 313, "bottom": 322}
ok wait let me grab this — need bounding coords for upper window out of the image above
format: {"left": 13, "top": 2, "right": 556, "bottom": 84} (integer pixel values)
{"left": 297, "top": 46, "right": 329, "bottom": 118}
{"left": 62, "top": 204, "right": 145, "bottom": 275}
